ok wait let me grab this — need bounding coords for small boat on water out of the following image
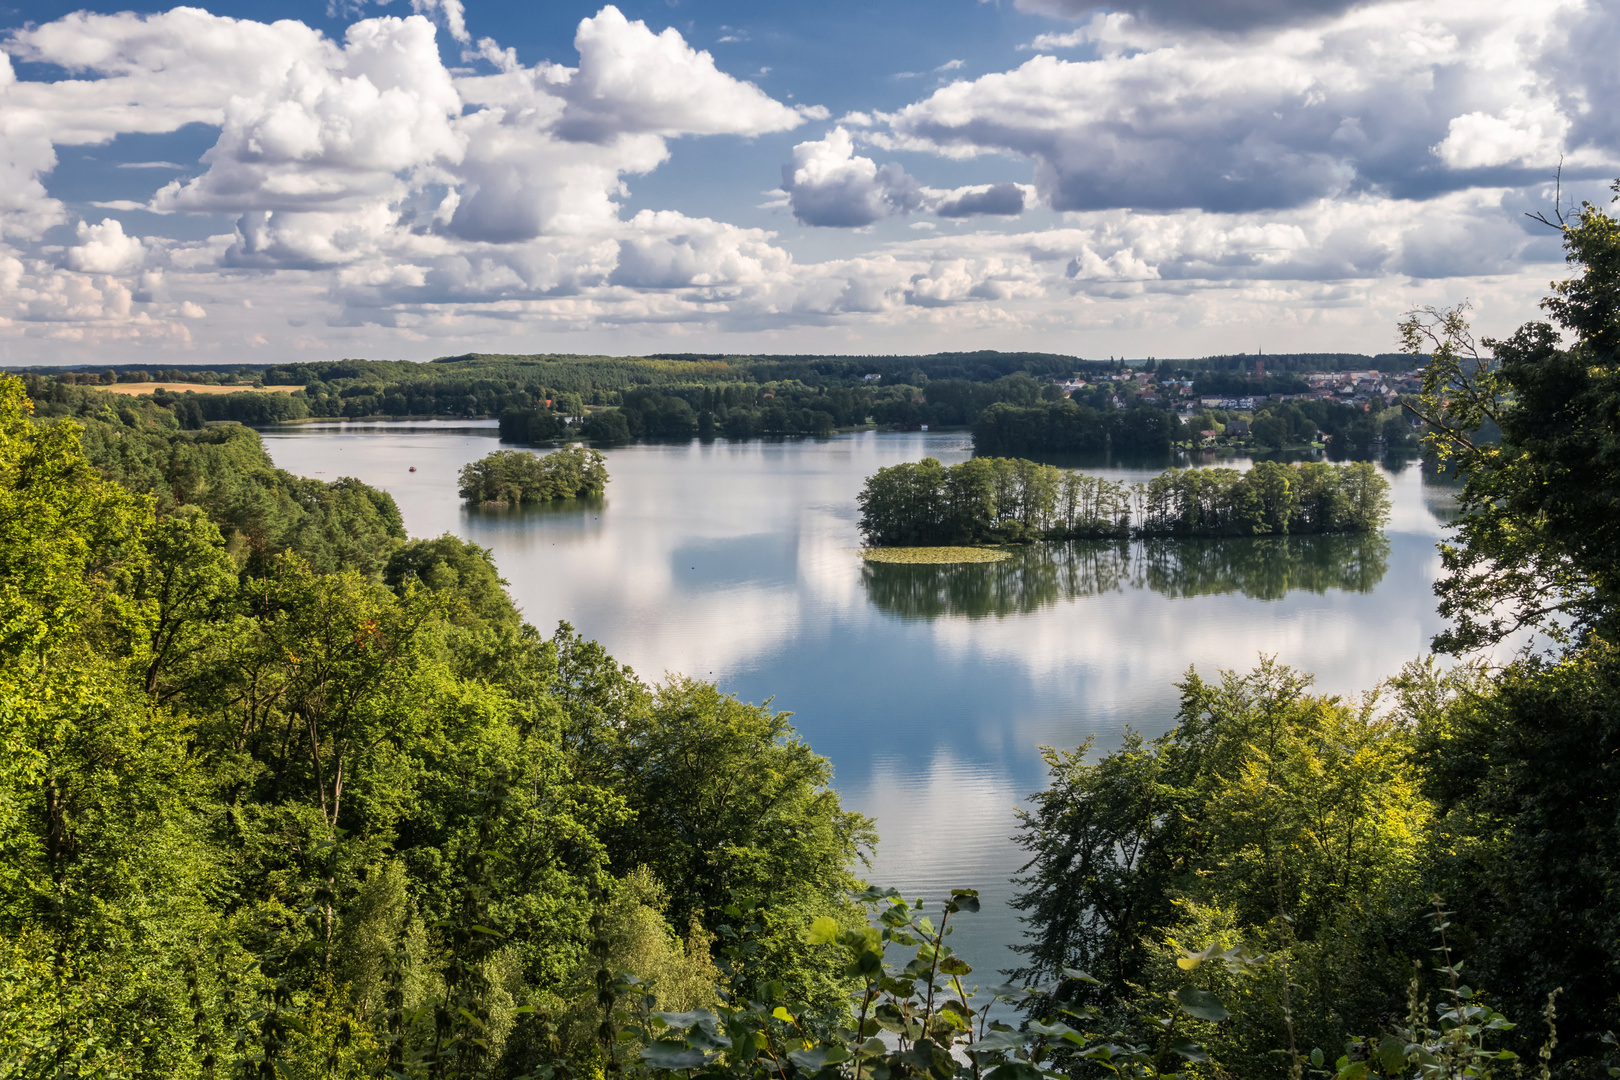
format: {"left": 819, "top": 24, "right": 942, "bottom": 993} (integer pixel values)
{"left": 409, "top": 466, "right": 417, "bottom": 472}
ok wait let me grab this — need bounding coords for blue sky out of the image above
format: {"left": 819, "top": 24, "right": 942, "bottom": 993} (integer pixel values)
{"left": 0, "top": 0, "right": 1612, "bottom": 364}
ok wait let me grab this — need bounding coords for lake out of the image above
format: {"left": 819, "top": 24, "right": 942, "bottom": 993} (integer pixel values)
{"left": 260, "top": 422, "right": 1457, "bottom": 984}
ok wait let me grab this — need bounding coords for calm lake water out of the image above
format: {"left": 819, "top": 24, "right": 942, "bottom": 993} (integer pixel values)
{"left": 260, "top": 422, "right": 1457, "bottom": 983}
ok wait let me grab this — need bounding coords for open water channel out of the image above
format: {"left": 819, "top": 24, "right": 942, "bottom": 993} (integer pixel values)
{"left": 260, "top": 421, "right": 1459, "bottom": 983}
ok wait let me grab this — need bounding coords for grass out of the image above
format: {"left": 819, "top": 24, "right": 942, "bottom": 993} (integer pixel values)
{"left": 860, "top": 546, "right": 1011, "bottom": 564}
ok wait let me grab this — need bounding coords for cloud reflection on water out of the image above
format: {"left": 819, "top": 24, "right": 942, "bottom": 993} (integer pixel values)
{"left": 258, "top": 426, "right": 1460, "bottom": 980}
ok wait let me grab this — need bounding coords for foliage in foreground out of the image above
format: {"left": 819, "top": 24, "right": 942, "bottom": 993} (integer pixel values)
{"left": 458, "top": 446, "right": 609, "bottom": 505}
{"left": 990, "top": 193, "right": 1620, "bottom": 1076}
{"left": 1400, "top": 193, "right": 1620, "bottom": 655}
{"left": 556, "top": 877, "right": 1553, "bottom": 1080}
{"left": 856, "top": 458, "right": 1389, "bottom": 546}
{"left": 0, "top": 373, "right": 869, "bottom": 1077}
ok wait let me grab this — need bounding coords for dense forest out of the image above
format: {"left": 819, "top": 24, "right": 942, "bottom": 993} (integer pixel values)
{"left": 458, "top": 447, "right": 609, "bottom": 506}
{"left": 972, "top": 402, "right": 1177, "bottom": 457}
{"left": 3, "top": 201, "right": 1620, "bottom": 1079}
{"left": 857, "top": 458, "right": 1389, "bottom": 546}
{"left": 971, "top": 396, "right": 1420, "bottom": 458}
{"left": 0, "top": 376, "right": 871, "bottom": 1076}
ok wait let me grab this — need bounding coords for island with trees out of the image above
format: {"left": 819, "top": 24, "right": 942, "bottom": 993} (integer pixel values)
{"left": 457, "top": 445, "right": 609, "bottom": 505}
{"left": 857, "top": 456, "right": 1390, "bottom": 547}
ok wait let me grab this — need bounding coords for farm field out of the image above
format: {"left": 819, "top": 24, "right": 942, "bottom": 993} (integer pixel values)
{"left": 98, "top": 382, "right": 300, "bottom": 395}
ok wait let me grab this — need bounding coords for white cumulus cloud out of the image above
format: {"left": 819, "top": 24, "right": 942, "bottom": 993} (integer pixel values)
{"left": 0, "top": 0, "right": 1602, "bottom": 360}
{"left": 781, "top": 128, "right": 925, "bottom": 227}
{"left": 66, "top": 218, "right": 145, "bottom": 273}
{"left": 411, "top": 0, "right": 469, "bottom": 44}
{"left": 877, "top": 0, "right": 1613, "bottom": 213}
{"left": 556, "top": 6, "right": 804, "bottom": 142}
{"left": 780, "top": 128, "right": 1033, "bottom": 227}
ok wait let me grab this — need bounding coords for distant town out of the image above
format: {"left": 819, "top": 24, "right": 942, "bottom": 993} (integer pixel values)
{"left": 1057, "top": 364, "right": 1422, "bottom": 415}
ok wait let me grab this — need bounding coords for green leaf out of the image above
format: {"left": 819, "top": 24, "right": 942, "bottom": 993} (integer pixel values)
{"left": 856, "top": 1036, "right": 888, "bottom": 1057}
{"left": 1027, "top": 1020, "right": 1079, "bottom": 1040}
{"left": 972, "top": 1030, "right": 1030, "bottom": 1052}
{"left": 1310, "top": 1048, "right": 1325, "bottom": 1068}
{"left": 787, "top": 1045, "right": 851, "bottom": 1070}
{"left": 1061, "top": 968, "right": 1101, "bottom": 985}
{"left": 1171, "top": 1038, "right": 1208, "bottom": 1062}
{"left": 652, "top": 1010, "right": 719, "bottom": 1031}
{"left": 939, "top": 957, "right": 972, "bottom": 976}
{"left": 1174, "top": 986, "right": 1229, "bottom": 1023}
{"left": 986, "top": 1063, "right": 1045, "bottom": 1080}
{"left": 988, "top": 983, "right": 1036, "bottom": 1003}
{"left": 1376, "top": 1035, "right": 1406, "bottom": 1073}
{"left": 1335, "top": 1062, "right": 1368, "bottom": 1080}
{"left": 879, "top": 906, "right": 912, "bottom": 928}
{"left": 850, "top": 949, "right": 883, "bottom": 977}
{"left": 806, "top": 916, "right": 839, "bottom": 946}
{"left": 771, "top": 1006, "right": 795, "bottom": 1023}
{"left": 641, "top": 1041, "right": 710, "bottom": 1070}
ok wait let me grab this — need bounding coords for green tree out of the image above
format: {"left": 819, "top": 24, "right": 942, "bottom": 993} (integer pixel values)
{"left": 0, "top": 376, "right": 148, "bottom": 661}
{"left": 1011, "top": 659, "right": 1430, "bottom": 1078}
{"left": 582, "top": 409, "right": 632, "bottom": 444}
{"left": 458, "top": 446, "right": 609, "bottom": 505}
{"left": 1401, "top": 197, "right": 1620, "bottom": 652}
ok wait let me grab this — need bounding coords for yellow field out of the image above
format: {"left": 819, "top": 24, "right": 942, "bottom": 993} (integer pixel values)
{"left": 859, "top": 546, "right": 1011, "bottom": 564}
{"left": 99, "top": 382, "right": 300, "bottom": 396}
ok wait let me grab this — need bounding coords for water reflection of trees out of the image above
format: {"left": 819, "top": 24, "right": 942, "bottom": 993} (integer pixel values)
{"left": 465, "top": 492, "right": 605, "bottom": 520}
{"left": 861, "top": 533, "right": 1391, "bottom": 619}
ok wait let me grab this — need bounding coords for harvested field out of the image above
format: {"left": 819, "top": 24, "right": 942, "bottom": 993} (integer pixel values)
{"left": 99, "top": 383, "right": 301, "bottom": 396}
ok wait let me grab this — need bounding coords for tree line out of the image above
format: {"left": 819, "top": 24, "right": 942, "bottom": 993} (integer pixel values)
{"left": 458, "top": 446, "right": 609, "bottom": 505}
{"left": 30, "top": 353, "right": 1419, "bottom": 457}
{"left": 857, "top": 457, "right": 1390, "bottom": 546}
{"left": 971, "top": 401, "right": 1176, "bottom": 456}
{"left": 973, "top": 386, "right": 1422, "bottom": 457}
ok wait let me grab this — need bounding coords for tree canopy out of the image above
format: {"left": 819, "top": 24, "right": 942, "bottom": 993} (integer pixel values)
{"left": 458, "top": 446, "right": 609, "bottom": 505}
{"left": 0, "top": 376, "right": 868, "bottom": 1076}
{"left": 856, "top": 458, "right": 1389, "bottom": 546}
{"left": 1401, "top": 199, "right": 1620, "bottom": 654}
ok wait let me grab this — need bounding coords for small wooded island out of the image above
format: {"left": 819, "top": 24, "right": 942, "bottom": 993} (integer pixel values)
{"left": 858, "top": 456, "right": 1390, "bottom": 546}
{"left": 457, "top": 445, "right": 609, "bottom": 505}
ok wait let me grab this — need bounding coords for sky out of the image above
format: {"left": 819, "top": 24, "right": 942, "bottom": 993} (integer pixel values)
{"left": 0, "top": 0, "right": 1613, "bottom": 365}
